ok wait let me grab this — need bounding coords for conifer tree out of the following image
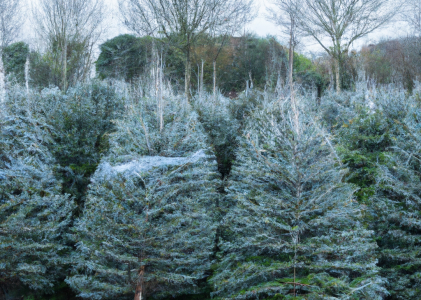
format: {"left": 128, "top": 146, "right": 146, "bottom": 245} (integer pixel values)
{"left": 211, "top": 98, "right": 386, "bottom": 299}
{"left": 0, "top": 90, "right": 75, "bottom": 295}
{"left": 67, "top": 94, "right": 220, "bottom": 300}
{"left": 371, "top": 101, "right": 421, "bottom": 300}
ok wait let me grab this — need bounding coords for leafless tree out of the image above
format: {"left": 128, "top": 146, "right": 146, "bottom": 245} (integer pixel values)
{"left": 266, "top": 0, "right": 301, "bottom": 91}
{"left": 0, "top": 0, "right": 23, "bottom": 104}
{"left": 0, "top": 0, "right": 22, "bottom": 48}
{"left": 33, "top": 0, "right": 106, "bottom": 90}
{"left": 402, "top": 0, "right": 421, "bottom": 35}
{"left": 267, "top": 0, "right": 302, "bottom": 122}
{"left": 119, "top": 0, "right": 255, "bottom": 101}
{"left": 298, "top": 0, "right": 396, "bottom": 93}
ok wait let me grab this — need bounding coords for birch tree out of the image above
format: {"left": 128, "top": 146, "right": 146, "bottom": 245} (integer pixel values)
{"left": 298, "top": 0, "right": 396, "bottom": 93}
{"left": 119, "top": 0, "right": 255, "bottom": 101}
{"left": 33, "top": 0, "right": 106, "bottom": 90}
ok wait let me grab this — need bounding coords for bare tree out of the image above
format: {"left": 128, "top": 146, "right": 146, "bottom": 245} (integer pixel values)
{"left": 0, "top": 0, "right": 22, "bottom": 104}
{"left": 267, "top": 0, "right": 301, "bottom": 92}
{"left": 33, "top": 0, "right": 106, "bottom": 90}
{"left": 402, "top": 0, "right": 421, "bottom": 35}
{"left": 267, "top": 0, "right": 301, "bottom": 125}
{"left": 0, "top": 0, "right": 22, "bottom": 48}
{"left": 119, "top": 0, "right": 255, "bottom": 101}
{"left": 298, "top": 0, "right": 396, "bottom": 93}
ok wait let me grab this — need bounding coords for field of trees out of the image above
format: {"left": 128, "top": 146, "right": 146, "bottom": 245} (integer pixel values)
{"left": 2, "top": 0, "right": 421, "bottom": 299}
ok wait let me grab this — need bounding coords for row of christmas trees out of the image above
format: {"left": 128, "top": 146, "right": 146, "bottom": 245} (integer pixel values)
{"left": 1, "top": 81, "right": 421, "bottom": 299}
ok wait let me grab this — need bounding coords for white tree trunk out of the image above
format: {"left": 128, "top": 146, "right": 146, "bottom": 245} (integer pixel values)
{"left": 200, "top": 60, "right": 204, "bottom": 97}
{"left": 213, "top": 60, "right": 217, "bottom": 102}
{"left": 159, "top": 53, "right": 164, "bottom": 132}
{"left": 25, "top": 55, "right": 30, "bottom": 95}
{"left": 0, "top": 52, "right": 5, "bottom": 104}
{"left": 62, "top": 39, "right": 68, "bottom": 91}
{"left": 335, "top": 58, "right": 341, "bottom": 93}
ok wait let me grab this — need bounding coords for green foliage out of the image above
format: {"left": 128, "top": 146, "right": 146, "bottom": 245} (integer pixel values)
{"left": 324, "top": 87, "right": 421, "bottom": 299}
{"left": 34, "top": 82, "right": 125, "bottom": 203}
{"left": 210, "top": 97, "right": 386, "bottom": 299}
{"left": 293, "top": 52, "right": 327, "bottom": 95}
{"left": 3, "top": 42, "right": 30, "bottom": 84}
{"left": 0, "top": 88, "right": 75, "bottom": 295}
{"left": 67, "top": 91, "right": 220, "bottom": 299}
{"left": 96, "top": 35, "right": 154, "bottom": 82}
{"left": 28, "top": 50, "right": 55, "bottom": 89}
{"left": 371, "top": 99, "right": 421, "bottom": 299}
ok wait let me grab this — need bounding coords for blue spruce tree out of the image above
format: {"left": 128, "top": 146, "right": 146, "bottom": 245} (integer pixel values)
{"left": 67, "top": 94, "right": 220, "bottom": 300}
{"left": 211, "top": 97, "right": 386, "bottom": 299}
{"left": 0, "top": 89, "right": 75, "bottom": 296}
{"left": 373, "top": 100, "right": 421, "bottom": 299}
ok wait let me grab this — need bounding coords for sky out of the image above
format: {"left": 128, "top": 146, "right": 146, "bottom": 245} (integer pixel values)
{"left": 25, "top": 0, "right": 412, "bottom": 56}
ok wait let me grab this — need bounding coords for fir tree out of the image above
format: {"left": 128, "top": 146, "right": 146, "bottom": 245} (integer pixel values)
{"left": 67, "top": 93, "right": 220, "bottom": 300}
{"left": 0, "top": 91, "right": 75, "bottom": 295}
{"left": 372, "top": 100, "right": 421, "bottom": 300}
{"left": 211, "top": 98, "right": 386, "bottom": 299}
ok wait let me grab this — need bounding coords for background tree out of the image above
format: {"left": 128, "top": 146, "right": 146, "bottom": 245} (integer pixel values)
{"left": 402, "top": 0, "right": 421, "bottom": 35}
{"left": 33, "top": 0, "right": 106, "bottom": 90}
{"left": 0, "top": 0, "right": 22, "bottom": 103}
{"left": 0, "top": 0, "right": 22, "bottom": 48}
{"left": 119, "top": 0, "right": 255, "bottom": 100}
{"left": 298, "top": 0, "right": 396, "bottom": 93}
{"left": 267, "top": 0, "right": 301, "bottom": 93}
{"left": 2, "top": 41, "right": 29, "bottom": 84}
{"left": 96, "top": 34, "right": 154, "bottom": 82}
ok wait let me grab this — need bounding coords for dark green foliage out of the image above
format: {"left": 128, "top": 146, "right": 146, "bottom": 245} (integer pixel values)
{"left": 293, "top": 53, "right": 327, "bottom": 95}
{"left": 33, "top": 82, "right": 125, "bottom": 203}
{"left": 216, "top": 35, "right": 288, "bottom": 93}
{"left": 325, "top": 88, "right": 421, "bottom": 299}
{"left": 211, "top": 98, "right": 385, "bottom": 299}
{"left": 96, "top": 35, "right": 154, "bottom": 82}
{"left": 370, "top": 99, "right": 421, "bottom": 299}
{"left": 67, "top": 93, "right": 220, "bottom": 299}
{"left": 0, "top": 90, "right": 75, "bottom": 297}
{"left": 337, "top": 109, "right": 394, "bottom": 203}
{"left": 2, "top": 42, "right": 30, "bottom": 84}
{"left": 28, "top": 50, "right": 55, "bottom": 90}
{"left": 193, "top": 95, "right": 242, "bottom": 178}
{"left": 320, "top": 91, "right": 401, "bottom": 203}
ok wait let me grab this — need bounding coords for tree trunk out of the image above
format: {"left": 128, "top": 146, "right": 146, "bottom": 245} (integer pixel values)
{"left": 200, "top": 60, "right": 204, "bottom": 97}
{"left": 134, "top": 265, "right": 145, "bottom": 300}
{"left": 197, "top": 64, "right": 200, "bottom": 95}
{"left": 62, "top": 39, "right": 68, "bottom": 91}
{"left": 335, "top": 57, "right": 341, "bottom": 93}
{"left": 213, "top": 60, "right": 217, "bottom": 102}
{"left": 288, "top": 18, "right": 299, "bottom": 133}
{"left": 134, "top": 265, "right": 144, "bottom": 300}
{"left": 159, "top": 53, "right": 164, "bottom": 132}
{"left": 288, "top": 18, "right": 295, "bottom": 92}
{"left": 185, "top": 48, "right": 191, "bottom": 102}
{"left": 25, "top": 54, "right": 30, "bottom": 95}
{"left": 134, "top": 284, "right": 142, "bottom": 300}
{"left": 0, "top": 50, "right": 5, "bottom": 104}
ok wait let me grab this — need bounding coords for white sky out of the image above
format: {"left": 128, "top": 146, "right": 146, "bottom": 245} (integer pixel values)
{"left": 24, "top": 0, "right": 412, "bottom": 56}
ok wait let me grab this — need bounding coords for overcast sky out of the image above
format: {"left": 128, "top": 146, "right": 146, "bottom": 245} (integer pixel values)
{"left": 26, "top": 0, "right": 412, "bottom": 55}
